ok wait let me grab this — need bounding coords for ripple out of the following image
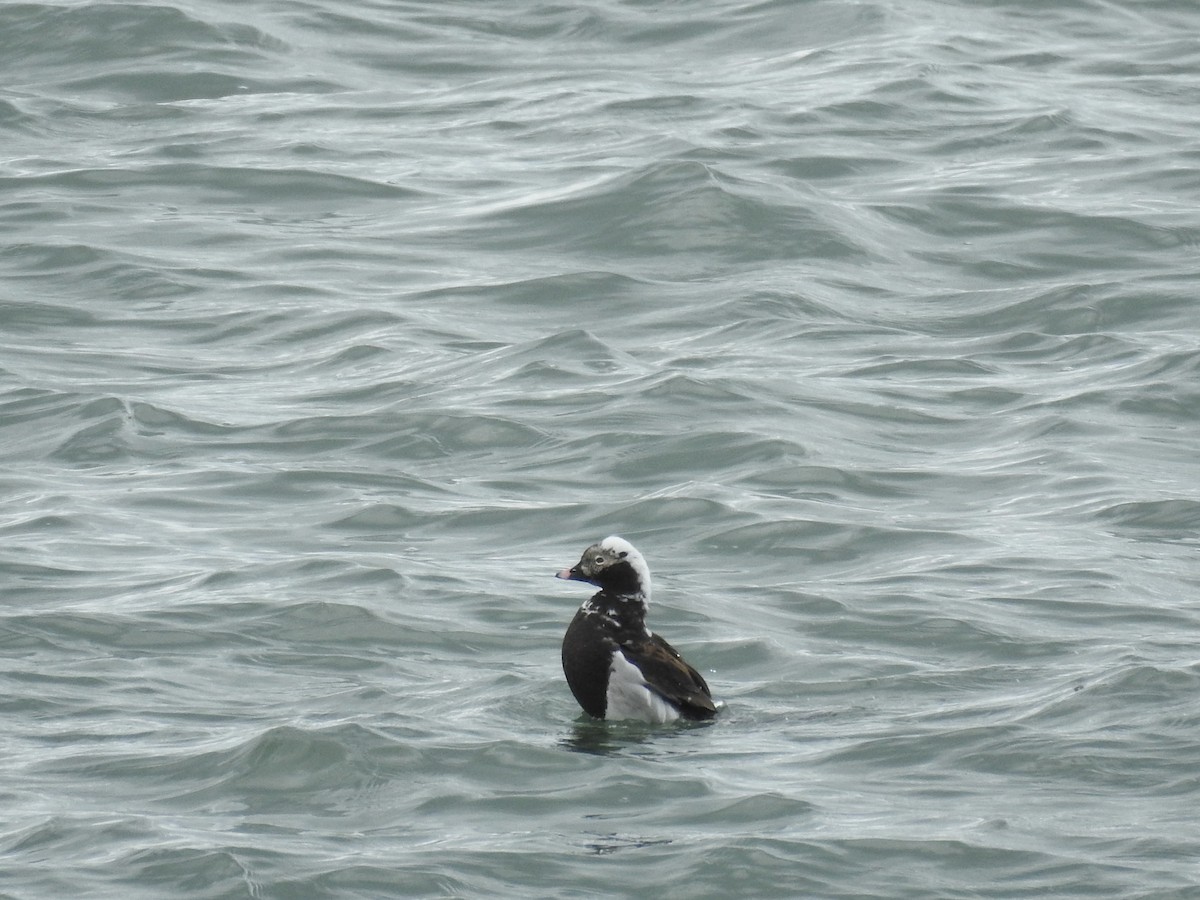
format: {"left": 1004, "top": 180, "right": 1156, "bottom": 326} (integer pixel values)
{"left": 1098, "top": 499, "right": 1200, "bottom": 544}
{"left": 475, "top": 159, "right": 866, "bottom": 264}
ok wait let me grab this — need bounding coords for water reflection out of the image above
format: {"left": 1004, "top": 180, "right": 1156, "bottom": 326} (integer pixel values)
{"left": 559, "top": 716, "right": 714, "bottom": 756}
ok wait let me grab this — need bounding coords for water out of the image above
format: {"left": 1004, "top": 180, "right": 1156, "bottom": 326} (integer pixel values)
{"left": 3, "top": 0, "right": 1200, "bottom": 896}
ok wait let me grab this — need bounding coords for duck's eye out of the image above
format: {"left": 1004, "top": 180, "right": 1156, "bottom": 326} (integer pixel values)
{"left": 593, "top": 555, "right": 605, "bottom": 566}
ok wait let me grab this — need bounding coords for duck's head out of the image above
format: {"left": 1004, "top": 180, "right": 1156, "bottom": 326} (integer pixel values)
{"left": 556, "top": 535, "right": 651, "bottom": 598}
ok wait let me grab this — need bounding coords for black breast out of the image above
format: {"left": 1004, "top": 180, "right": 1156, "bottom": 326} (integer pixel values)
{"left": 561, "top": 606, "right": 615, "bottom": 718}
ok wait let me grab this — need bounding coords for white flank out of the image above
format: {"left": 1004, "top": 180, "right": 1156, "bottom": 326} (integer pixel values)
{"left": 605, "top": 650, "right": 680, "bottom": 724}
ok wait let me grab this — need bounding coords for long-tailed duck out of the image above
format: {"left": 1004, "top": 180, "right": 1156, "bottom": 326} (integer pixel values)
{"left": 556, "top": 536, "right": 717, "bottom": 723}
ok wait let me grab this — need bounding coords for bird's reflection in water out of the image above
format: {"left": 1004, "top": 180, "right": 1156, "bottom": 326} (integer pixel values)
{"left": 583, "top": 832, "right": 674, "bottom": 855}
{"left": 559, "top": 716, "right": 713, "bottom": 756}
{"left": 558, "top": 717, "right": 717, "bottom": 856}
{"left": 559, "top": 718, "right": 653, "bottom": 755}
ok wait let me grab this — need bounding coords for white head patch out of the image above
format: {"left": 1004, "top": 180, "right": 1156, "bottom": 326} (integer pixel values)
{"left": 599, "top": 535, "right": 652, "bottom": 600}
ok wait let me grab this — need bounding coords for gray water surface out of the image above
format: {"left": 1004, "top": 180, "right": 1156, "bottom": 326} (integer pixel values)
{"left": 3, "top": 1, "right": 1199, "bottom": 897}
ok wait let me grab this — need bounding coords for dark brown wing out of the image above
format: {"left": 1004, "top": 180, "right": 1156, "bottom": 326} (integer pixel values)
{"left": 619, "top": 632, "right": 717, "bottom": 720}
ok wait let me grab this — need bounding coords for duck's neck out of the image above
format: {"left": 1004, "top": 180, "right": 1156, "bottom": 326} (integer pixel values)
{"left": 585, "top": 591, "right": 649, "bottom": 631}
